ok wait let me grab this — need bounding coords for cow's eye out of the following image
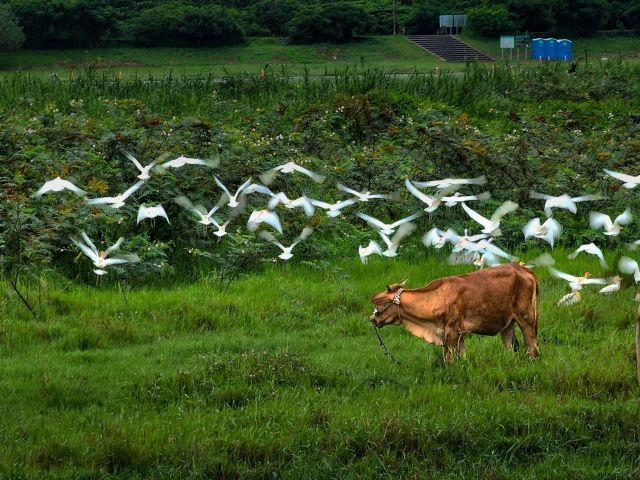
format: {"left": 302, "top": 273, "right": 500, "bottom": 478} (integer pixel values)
{"left": 372, "top": 308, "right": 378, "bottom": 316}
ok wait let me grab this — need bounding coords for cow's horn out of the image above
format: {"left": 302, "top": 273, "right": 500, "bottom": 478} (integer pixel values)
{"left": 399, "top": 279, "right": 407, "bottom": 287}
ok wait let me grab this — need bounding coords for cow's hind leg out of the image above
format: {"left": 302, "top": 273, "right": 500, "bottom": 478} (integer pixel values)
{"left": 500, "top": 321, "right": 520, "bottom": 353}
{"left": 515, "top": 321, "right": 539, "bottom": 359}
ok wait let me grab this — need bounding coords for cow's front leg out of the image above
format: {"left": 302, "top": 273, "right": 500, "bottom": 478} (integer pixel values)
{"left": 443, "top": 327, "right": 465, "bottom": 363}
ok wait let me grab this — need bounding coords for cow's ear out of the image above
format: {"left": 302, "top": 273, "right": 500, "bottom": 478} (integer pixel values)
{"left": 386, "top": 284, "right": 392, "bottom": 292}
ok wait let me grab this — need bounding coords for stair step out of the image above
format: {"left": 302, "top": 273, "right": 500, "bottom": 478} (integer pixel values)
{"left": 404, "top": 35, "right": 493, "bottom": 62}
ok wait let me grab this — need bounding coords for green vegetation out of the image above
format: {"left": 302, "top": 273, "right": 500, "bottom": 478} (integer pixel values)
{"left": 0, "top": 36, "right": 446, "bottom": 77}
{"left": 1, "top": 0, "right": 636, "bottom": 52}
{"left": 1, "top": 255, "right": 639, "bottom": 478}
{"left": 2, "top": 45, "right": 640, "bottom": 476}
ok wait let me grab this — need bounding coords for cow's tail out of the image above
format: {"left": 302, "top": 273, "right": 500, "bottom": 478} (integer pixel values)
{"left": 531, "top": 271, "right": 540, "bottom": 335}
{"left": 533, "top": 274, "right": 540, "bottom": 335}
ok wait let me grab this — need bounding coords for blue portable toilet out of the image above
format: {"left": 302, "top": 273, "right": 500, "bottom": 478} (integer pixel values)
{"left": 531, "top": 38, "right": 546, "bottom": 61}
{"left": 545, "top": 38, "right": 558, "bottom": 60}
{"left": 557, "top": 39, "right": 572, "bottom": 61}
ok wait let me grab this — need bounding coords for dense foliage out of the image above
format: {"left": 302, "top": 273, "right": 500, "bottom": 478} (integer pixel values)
{"left": 0, "top": 0, "right": 637, "bottom": 50}
{"left": 1, "top": 60, "right": 640, "bottom": 290}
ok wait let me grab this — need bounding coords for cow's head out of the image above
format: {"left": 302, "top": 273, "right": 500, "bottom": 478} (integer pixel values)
{"left": 369, "top": 281, "right": 406, "bottom": 328}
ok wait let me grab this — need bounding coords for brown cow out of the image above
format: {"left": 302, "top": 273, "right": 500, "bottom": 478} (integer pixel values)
{"left": 369, "top": 262, "right": 540, "bottom": 362}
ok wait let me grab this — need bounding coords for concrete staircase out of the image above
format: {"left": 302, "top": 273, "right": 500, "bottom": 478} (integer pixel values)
{"left": 405, "top": 35, "right": 493, "bottom": 62}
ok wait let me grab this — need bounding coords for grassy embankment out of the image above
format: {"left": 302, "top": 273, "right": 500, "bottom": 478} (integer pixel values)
{"left": 1, "top": 254, "right": 639, "bottom": 479}
{"left": 1, "top": 35, "right": 638, "bottom": 80}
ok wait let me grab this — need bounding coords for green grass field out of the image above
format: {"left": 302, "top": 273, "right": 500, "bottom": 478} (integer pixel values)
{"left": 1, "top": 253, "right": 639, "bottom": 478}
{"left": 1, "top": 35, "right": 638, "bottom": 81}
{"left": 0, "top": 36, "right": 448, "bottom": 79}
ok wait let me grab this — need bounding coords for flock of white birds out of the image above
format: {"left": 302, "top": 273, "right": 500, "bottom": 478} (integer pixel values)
{"left": 32, "top": 152, "right": 640, "bottom": 304}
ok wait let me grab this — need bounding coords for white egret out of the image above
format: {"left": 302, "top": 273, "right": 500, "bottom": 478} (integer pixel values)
{"left": 123, "top": 151, "right": 156, "bottom": 181}
{"left": 619, "top": 256, "right": 640, "bottom": 284}
{"left": 530, "top": 191, "right": 602, "bottom": 217}
{"left": 378, "top": 222, "right": 416, "bottom": 257}
{"left": 87, "top": 180, "right": 144, "bottom": 209}
{"left": 359, "top": 240, "right": 383, "bottom": 264}
{"left": 589, "top": 209, "right": 632, "bottom": 236}
{"left": 603, "top": 168, "right": 640, "bottom": 189}
{"left": 268, "top": 192, "right": 315, "bottom": 217}
{"left": 247, "top": 209, "right": 282, "bottom": 234}
{"left": 259, "top": 227, "right": 314, "bottom": 260}
{"left": 356, "top": 211, "right": 423, "bottom": 236}
{"left": 34, "top": 177, "right": 86, "bottom": 197}
{"left": 137, "top": 204, "right": 170, "bottom": 225}
{"left": 548, "top": 267, "right": 607, "bottom": 290}
{"left": 411, "top": 174, "right": 486, "bottom": 190}
{"left": 337, "top": 183, "right": 387, "bottom": 202}
{"left": 259, "top": 162, "right": 325, "bottom": 185}
{"left": 567, "top": 243, "right": 608, "bottom": 268}
{"left": 461, "top": 200, "right": 518, "bottom": 236}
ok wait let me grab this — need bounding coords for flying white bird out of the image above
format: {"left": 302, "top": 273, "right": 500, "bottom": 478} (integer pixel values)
{"left": 268, "top": 192, "right": 315, "bottom": 217}
{"left": 530, "top": 191, "right": 602, "bottom": 217}
{"left": 450, "top": 229, "right": 490, "bottom": 252}
{"left": 308, "top": 197, "right": 357, "bottom": 217}
{"left": 69, "top": 232, "right": 139, "bottom": 276}
{"left": 619, "top": 256, "right": 640, "bottom": 283}
{"left": 259, "top": 227, "right": 314, "bottom": 260}
{"left": 603, "top": 169, "right": 640, "bottom": 189}
{"left": 459, "top": 238, "right": 517, "bottom": 262}
{"left": 473, "top": 252, "right": 503, "bottom": 269}
{"left": 404, "top": 179, "right": 454, "bottom": 212}
{"left": 137, "top": 204, "right": 170, "bottom": 224}
{"left": 356, "top": 211, "right": 423, "bottom": 236}
{"left": 214, "top": 177, "right": 253, "bottom": 208}
{"left": 461, "top": 200, "right": 518, "bottom": 236}
{"left": 589, "top": 209, "right": 632, "bottom": 236}
{"left": 259, "top": 162, "right": 325, "bottom": 185}
{"left": 359, "top": 240, "right": 383, "bottom": 264}
{"left": 86, "top": 180, "right": 144, "bottom": 208}
{"left": 548, "top": 267, "right": 607, "bottom": 290}
{"left": 567, "top": 243, "right": 608, "bottom": 268}
{"left": 378, "top": 222, "right": 416, "bottom": 257}
{"left": 123, "top": 151, "right": 156, "bottom": 181}
{"left": 174, "top": 195, "right": 226, "bottom": 226}
{"left": 519, "top": 252, "right": 555, "bottom": 269}
{"left": 441, "top": 191, "right": 491, "bottom": 207}
{"left": 247, "top": 209, "right": 282, "bottom": 234}
{"left": 34, "top": 177, "right": 86, "bottom": 197}
{"left": 599, "top": 276, "right": 621, "bottom": 294}
{"left": 156, "top": 156, "right": 218, "bottom": 171}
{"left": 337, "top": 183, "right": 387, "bottom": 202}
{"left": 422, "top": 227, "right": 452, "bottom": 249}
{"left": 411, "top": 174, "right": 486, "bottom": 190}
{"left": 522, "top": 217, "right": 562, "bottom": 248}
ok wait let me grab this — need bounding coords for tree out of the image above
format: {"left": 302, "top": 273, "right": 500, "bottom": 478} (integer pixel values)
{"left": 554, "top": 0, "right": 612, "bottom": 37}
{"left": 8, "top": 0, "right": 119, "bottom": 49}
{"left": 127, "top": 3, "right": 245, "bottom": 47}
{"left": 251, "top": 0, "right": 298, "bottom": 37}
{"left": 465, "top": 4, "right": 517, "bottom": 38}
{"left": 287, "top": 2, "right": 373, "bottom": 44}
{"left": 0, "top": 4, "right": 25, "bottom": 52}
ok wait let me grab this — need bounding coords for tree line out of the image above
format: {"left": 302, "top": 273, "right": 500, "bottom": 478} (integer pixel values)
{"left": 0, "top": 0, "right": 637, "bottom": 51}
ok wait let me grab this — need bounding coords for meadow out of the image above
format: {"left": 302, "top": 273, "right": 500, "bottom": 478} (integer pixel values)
{"left": 1, "top": 45, "right": 640, "bottom": 477}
